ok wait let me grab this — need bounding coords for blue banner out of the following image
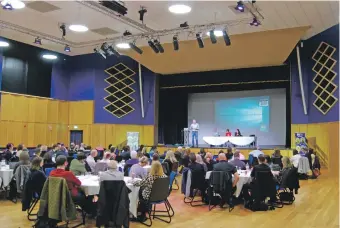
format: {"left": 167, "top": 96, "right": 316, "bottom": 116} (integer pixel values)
{"left": 295, "top": 132, "right": 307, "bottom": 152}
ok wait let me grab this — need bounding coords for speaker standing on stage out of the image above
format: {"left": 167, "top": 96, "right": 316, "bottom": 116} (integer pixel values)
{"left": 190, "top": 119, "right": 199, "bottom": 147}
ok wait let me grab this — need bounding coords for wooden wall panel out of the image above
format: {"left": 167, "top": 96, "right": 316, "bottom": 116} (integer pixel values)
{"left": 47, "top": 100, "right": 59, "bottom": 123}
{"left": 58, "top": 101, "right": 69, "bottom": 125}
{"left": 69, "top": 101, "right": 93, "bottom": 125}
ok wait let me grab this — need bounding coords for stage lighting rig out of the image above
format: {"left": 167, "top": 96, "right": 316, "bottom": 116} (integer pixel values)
{"left": 94, "top": 48, "right": 106, "bottom": 59}
{"left": 139, "top": 6, "right": 147, "bottom": 23}
{"left": 153, "top": 39, "right": 164, "bottom": 53}
{"left": 173, "top": 36, "right": 179, "bottom": 51}
{"left": 129, "top": 42, "right": 143, "bottom": 54}
{"left": 222, "top": 30, "right": 231, "bottom": 46}
{"left": 34, "top": 37, "right": 42, "bottom": 45}
{"left": 209, "top": 30, "right": 217, "bottom": 44}
{"left": 59, "top": 24, "right": 66, "bottom": 37}
{"left": 148, "top": 40, "right": 159, "bottom": 53}
{"left": 196, "top": 33, "right": 204, "bottom": 48}
{"left": 123, "top": 30, "right": 132, "bottom": 36}
{"left": 99, "top": 1, "right": 127, "bottom": 16}
{"left": 180, "top": 22, "right": 189, "bottom": 28}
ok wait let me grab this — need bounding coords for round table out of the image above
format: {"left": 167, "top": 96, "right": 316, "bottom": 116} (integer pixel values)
{"left": 0, "top": 167, "right": 14, "bottom": 188}
{"left": 78, "top": 175, "right": 140, "bottom": 217}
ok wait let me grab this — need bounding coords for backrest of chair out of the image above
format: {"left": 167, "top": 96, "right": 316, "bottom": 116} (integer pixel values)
{"left": 9, "top": 162, "right": 18, "bottom": 169}
{"left": 149, "top": 177, "right": 170, "bottom": 202}
{"left": 94, "top": 162, "right": 108, "bottom": 175}
{"left": 190, "top": 168, "right": 206, "bottom": 190}
{"left": 162, "top": 162, "right": 170, "bottom": 175}
{"left": 213, "top": 155, "right": 218, "bottom": 161}
{"left": 209, "top": 171, "right": 232, "bottom": 193}
{"left": 254, "top": 170, "right": 276, "bottom": 198}
{"left": 45, "top": 167, "right": 55, "bottom": 177}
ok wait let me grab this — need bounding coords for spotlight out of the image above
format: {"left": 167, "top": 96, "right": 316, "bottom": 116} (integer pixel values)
{"left": 209, "top": 30, "right": 217, "bottom": 44}
{"left": 222, "top": 30, "right": 231, "bottom": 46}
{"left": 123, "top": 30, "right": 132, "bottom": 36}
{"left": 173, "top": 36, "right": 179, "bottom": 51}
{"left": 153, "top": 40, "right": 164, "bottom": 53}
{"left": 250, "top": 17, "right": 260, "bottom": 26}
{"left": 108, "top": 45, "right": 121, "bottom": 57}
{"left": 148, "top": 40, "right": 159, "bottom": 53}
{"left": 180, "top": 22, "right": 189, "bottom": 28}
{"left": 129, "top": 42, "right": 143, "bottom": 54}
{"left": 94, "top": 48, "right": 106, "bottom": 59}
{"left": 60, "top": 24, "right": 66, "bottom": 37}
{"left": 34, "top": 37, "right": 42, "bottom": 45}
{"left": 64, "top": 45, "right": 71, "bottom": 52}
{"left": 139, "top": 7, "right": 147, "bottom": 23}
{"left": 235, "top": 1, "right": 244, "bottom": 12}
{"left": 196, "top": 33, "right": 204, "bottom": 48}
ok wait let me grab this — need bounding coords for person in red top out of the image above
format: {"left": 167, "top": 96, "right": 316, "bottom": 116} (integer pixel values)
{"left": 225, "top": 129, "right": 232, "bottom": 136}
{"left": 50, "top": 155, "right": 81, "bottom": 197}
{"left": 50, "top": 155, "right": 97, "bottom": 217}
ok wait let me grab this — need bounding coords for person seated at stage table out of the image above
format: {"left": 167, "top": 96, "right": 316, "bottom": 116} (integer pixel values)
{"left": 99, "top": 160, "right": 124, "bottom": 182}
{"left": 249, "top": 146, "right": 264, "bottom": 158}
{"left": 225, "top": 129, "right": 232, "bottom": 136}
{"left": 70, "top": 152, "right": 87, "bottom": 176}
{"left": 86, "top": 149, "right": 97, "bottom": 172}
{"left": 188, "top": 153, "right": 205, "bottom": 173}
{"left": 126, "top": 150, "right": 139, "bottom": 165}
{"left": 195, "top": 154, "right": 207, "bottom": 172}
{"left": 130, "top": 156, "right": 149, "bottom": 179}
{"left": 204, "top": 152, "right": 216, "bottom": 171}
{"left": 290, "top": 149, "right": 301, "bottom": 168}
{"left": 229, "top": 151, "right": 246, "bottom": 170}
{"left": 235, "top": 129, "right": 242, "bottom": 136}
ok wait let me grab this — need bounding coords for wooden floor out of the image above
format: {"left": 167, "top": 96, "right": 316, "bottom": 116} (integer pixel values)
{"left": 0, "top": 171, "right": 338, "bottom": 228}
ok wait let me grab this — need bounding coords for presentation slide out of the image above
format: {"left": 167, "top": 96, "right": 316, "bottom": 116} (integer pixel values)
{"left": 187, "top": 89, "right": 286, "bottom": 146}
{"left": 215, "top": 96, "right": 270, "bottom": 133}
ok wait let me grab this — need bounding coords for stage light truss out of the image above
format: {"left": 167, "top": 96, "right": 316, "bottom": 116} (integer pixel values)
{"left": 312, "top": 41, "right": 338, "bottom": 115}
{"left": 104, "top": 63, "right": 136, "bottom": 118}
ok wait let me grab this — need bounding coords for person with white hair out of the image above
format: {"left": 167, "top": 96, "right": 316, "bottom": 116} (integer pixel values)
{"left": 126, "top": 150, "right": 139, "bottom": 165}
{"left": 130, "top": 156, "right": 149, "bottom": 179}
{"left": 99, "top": 160, "right": 124, "bottom": 182}
{"left": 86, "top": 149, "right": 98, "bottom": 172}
{"left": 249, "top": 146, "right": 264, "bottom": 158}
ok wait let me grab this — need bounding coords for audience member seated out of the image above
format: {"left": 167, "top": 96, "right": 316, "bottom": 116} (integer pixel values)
{"left": 148, "top": 146, "right": 157, "bottom": 157}
{"left": 86, "top": 149, "right": 97, "bottom": 172}
{"left": 229, "top": 151, "right": 246, "bottom": 170}
{"left": 68, "top": 142, "right": 77, "bottom": 157}
{"left": 181, "top": 148, "right": 191, "bottom": 167}
{"left": 13, "top": 150, "right": 31, "bottom": 174}
{"left": 188, "top": 153, "right": 205, "bottom": 173}
{"left": 126, "top": 150, "right": 139, "bottom": 165}
{"left": 130, "top": 156, "right": 149, "bottom": 179}
{"left": 133, "top": 161, "right": 167, "bottom": 222}
{"left": 121, "top": 146, "right": 131, "bottom": 160}
{"left": 70, "top": 152, "right": 87, "bottom": 176}
{"left": 198, "top": 148, "right": 206, "bottom": 159}
{"left": 290, "top": 149, "right": 301, "bottom": 168}
{"left": 4, "top": 143, "right": 14, "bottom": 163}
{"left": 16, "top": 144, "right": 25, "bottom": 157}
{"left": 226, "top": 147, "right": 233, "bottom": 160}
{"left": 271, "top": 149, "right": 283, "bottom": 168}
{"left": 33, "top": 144, "right": 41, "bottom": 157}
{"left": 163, "top": 150, "right": 178, "bottom": 174}
{"left": 249, "top": 147, "right": 264, "bottom": 158}
{"left": 204, "top": 152, "right": 216, "bottom": 171}
{"left": 42, "top": 153, "right": 55, "bottom": 169}
{"left": 39, "top": 145, "right": 48, "bottom": 159}
{"left": 29, "top": 157, "right": 47, "bottom": 196}
{"left": 114, "top": 149, "right": 123, "bottom": 163}
{"left": 278, "top": 157, "right": 292, "bottom": 182}
{"left": 213, "top": 153, "right": 239, "bottom": 189}
{"left": 101, "top": 151, "right": 112, "bottom": 163}
{"left": 174, "top": 147, "right": 182, "bottom": 164}
{"left": 99, "top": 160, "right": 124, "bottom": 182}
{"left": 50, "top": 155, "right": 96, "bottom": 216}
{"left": 195, "top": 154, "right": 207, "bottom": 172}
{"left": 48, "top": 144, "right": 59, "bottom": 157}
{"left": 152, "top": 153, "right": 160, "bottom": 162}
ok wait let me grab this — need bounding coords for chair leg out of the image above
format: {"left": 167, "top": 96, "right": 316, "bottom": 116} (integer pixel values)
{"left": 153, "top": 202, "right": 172, "bottom": 224}
{"left": 27, "top": 198, "right": 39, "bottom": 221}
{"left": 140, "top": 209, "right": 152, "bottom": 227}
{"left": 71, "top": 208, "right": 86, "bottom": 228}
{"left": 153, "top": 199, "right": 175, "bottom": 217}
{"left": 189, "top": 189, "right": 206, "bottom": 207}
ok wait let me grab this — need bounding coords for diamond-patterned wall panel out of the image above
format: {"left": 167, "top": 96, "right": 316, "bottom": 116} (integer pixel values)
{"left": 104, "top": 63, "right": 136, "bottom": 118}
{"left": 312, "top": 42, "right": 338, "bottom": 115}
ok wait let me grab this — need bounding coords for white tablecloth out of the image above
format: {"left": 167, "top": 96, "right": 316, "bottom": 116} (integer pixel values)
{"left": 205, "top": 170, "right": 280, "bottom": 197}
{"left": 203, "top": 136, "right": 255, "bottom": 146}
{"left": 0, "top": 166, "right": 14, "bottom": 187}
{"left": 78, "top": 175, "right": 140, "bottom": 217}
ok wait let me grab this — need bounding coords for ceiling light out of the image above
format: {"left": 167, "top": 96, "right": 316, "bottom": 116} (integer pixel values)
{"left": 69, "top": 24, "right": 88, "bottom": 32}
{"left": 116, "top": 43, "right": 130, "bottom": 49}
{"left": 173, "top": 36, "right": 179, "bottom": 51}
{"left": 222, "top": 30, "right": 231, "bottom": 46}
{"left": 250, "top": 17, "right": 260, "bottom": 26}
{"left": 64, "top": 45, "right": 71, "bottom": 52}
{"left": 42, "top": 54, "right": 57, "bottom": 60}
{"left": 153, "top": 40, "right": 164, "bottom": 53}
{"left": 0, "top": 41, "right": 9, "bottom": 47}
{"left": 206, "top": 30, "right": 223, "bottom": 37}
{"left": 169, "top": 4, "right": 191, "bottom": 14}
{"left": 129, "top": 42, "right": 143, "bottom": 54}
{"left": 148, "top": 40, "right": 159, "bottom": 54}
{"left": 1, "top": 0, "right": 25, "bottom": 9}
{"left": 196, "top": 33, "right": 204, "bottom": 48}
{"left": 34, "top": 37, "right": 42, "bottom": 45}
{"left": 209, "top": 30, "right": 217, "bottom": 44}
{"left": 235, "top": 1, "right": 244, "bottom": 12}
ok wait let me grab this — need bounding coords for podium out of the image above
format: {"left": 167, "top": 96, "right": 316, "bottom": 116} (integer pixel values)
{"left": 183, "top": 128, "right": 190, "bottom": 147}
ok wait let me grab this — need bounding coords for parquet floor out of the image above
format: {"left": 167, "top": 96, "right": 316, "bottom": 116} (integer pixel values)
{"left": 0, "top": 170, "right": 338, "bottom": 228}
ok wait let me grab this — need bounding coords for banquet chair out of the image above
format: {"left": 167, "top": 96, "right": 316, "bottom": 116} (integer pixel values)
{"left": 183, "top": 169, "right": 206, "bottom": 207}
{"left": 141, "top": 177, "right": 173, "bottom": 227}
{"left": 277, "top": 167, "right": 299, "bottom": 204}
{"left": 9, "top": 162, "right": 18, "bottom": 169}
{"left": 27, "top": 193, "right": 39, "bottom": 221}
{"left": 162, "top": 162, "right": 170, "bottom": 176}
{"left": 45, "top": 168, "right": 55, "bottom": 177}
{"left": 208, "top": 171, "right": 233, "bottom": 212}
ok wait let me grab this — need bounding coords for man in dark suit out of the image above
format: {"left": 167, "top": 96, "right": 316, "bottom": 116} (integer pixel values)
{"left": 250, "top": 155, "right": 273, "bottom": 178}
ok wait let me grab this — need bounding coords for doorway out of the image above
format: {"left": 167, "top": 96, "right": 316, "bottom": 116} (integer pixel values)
{"left": 70, "top": 130, "right": 83, "bottom": 145}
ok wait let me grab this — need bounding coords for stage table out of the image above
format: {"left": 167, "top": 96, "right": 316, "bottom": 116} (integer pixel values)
{"left": 0, "top": 166, "right": 13, "bottom": 187}
{"left": 205, "top": 170, "right": 279, "bottom": 197}
{"left": 203, "top": 136, "right": 255, "bottom": 146}
{"left": 78, "top": 175, "right": 140, "bottom": 217}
